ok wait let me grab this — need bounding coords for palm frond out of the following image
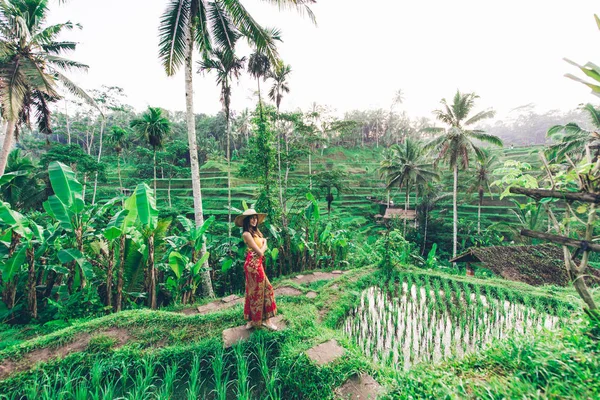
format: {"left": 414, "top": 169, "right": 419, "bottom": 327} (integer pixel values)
{"left": 464, "top": 109, "right": 495, "bottom": 126}
{"left": 468, "top": 131, "right": 503, "bottom": 147}
{"left": 45, "top": 54, "right": 88, "bottom": 71}
{"left": 258, "top": 0, "right": 317, "bottom": 25}
{"left": 41, "top": 41, "right": 76, "bottom": 55}
{"left": 208, "top": 0, "right": 239, "bottom": 53}
{"left": 583, "top": 103, "right": 600, "bottom": 129}
{"left": 52, "top": 70, "right": 100, "bottom": 113}
{"left": 158, "top": 0, "right": 191, "bottom": 76}
{"left": 0, "top": 57, "right": 27, "bottom": 119}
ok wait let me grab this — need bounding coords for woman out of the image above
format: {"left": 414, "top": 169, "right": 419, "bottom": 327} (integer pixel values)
{"left": 235, "top": 209, "right": 278, "bottom": 331}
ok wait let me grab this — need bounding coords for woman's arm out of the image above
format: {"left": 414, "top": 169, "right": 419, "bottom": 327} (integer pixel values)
{"left": 242, "top": 232, "right": 264, "bottom": 257}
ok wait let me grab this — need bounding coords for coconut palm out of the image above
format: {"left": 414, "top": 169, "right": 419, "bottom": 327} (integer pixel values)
{"left": 248, "top": 51, "right": 271, "bottom": 115}
{"left": 158, "top": 0, "right": 314, "bottom": 298}
{"left": 546, "top": 103, "right": 600, "bottom": 162}
{"left": 0, "top": 0, "right": 96, "bottom": 176}
{"left": 424, "top": 90, "right": 502, "bottom": 258}
{"left": 268, "top": 60, "right": 291, "bottom": 212}
{"left": 379, "top": 139, "right": 438, "bottom": 236}
{"left": 107, "top": 126, "right": 129, "bottom": 197}
{"left": 130, "top": 107, "right": 171, "bottom": 197}
{"left": 469, "top": 148, "right": 497, "bottom": 234}
{"left": 199, "top": 46, "right": 246, "bottom": 244}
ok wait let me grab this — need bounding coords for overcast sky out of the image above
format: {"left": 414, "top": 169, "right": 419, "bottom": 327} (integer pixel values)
{"left": 47, "top": 0, "right": 600, "bottom": 121}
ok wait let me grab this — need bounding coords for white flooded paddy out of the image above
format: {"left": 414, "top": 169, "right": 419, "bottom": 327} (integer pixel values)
{"left": 343, "top": 278, "right": 566, "bottom": 370}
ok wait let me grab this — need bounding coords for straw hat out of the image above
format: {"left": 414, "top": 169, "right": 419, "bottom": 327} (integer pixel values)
{"left": 234, "top": 209, "right": 267, "bottom": 227}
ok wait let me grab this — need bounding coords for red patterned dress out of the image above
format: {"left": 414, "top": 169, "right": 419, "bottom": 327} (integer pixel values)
{"left": 244, "top": 235, "right": 277, "bottom": 323}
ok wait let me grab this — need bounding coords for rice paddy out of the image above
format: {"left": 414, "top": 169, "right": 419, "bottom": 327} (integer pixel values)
{"left": 343, "top": 272, "right": 570, "bottom": 370}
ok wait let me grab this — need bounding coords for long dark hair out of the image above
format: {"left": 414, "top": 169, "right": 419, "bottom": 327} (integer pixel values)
{"left": 242, "top": 216, "right": 263, "bottom": 238}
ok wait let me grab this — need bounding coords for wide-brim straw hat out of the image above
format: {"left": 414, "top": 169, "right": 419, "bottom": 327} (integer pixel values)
{"left": 234, "top": 209, "right": 267, "bottom": 227}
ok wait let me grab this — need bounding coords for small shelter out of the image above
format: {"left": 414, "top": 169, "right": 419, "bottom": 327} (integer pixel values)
{"left": 383, "top": 208, "right": 416, "bottom": 221}
{"left": 449, "top": 244, "right": 581, "bottom": 286}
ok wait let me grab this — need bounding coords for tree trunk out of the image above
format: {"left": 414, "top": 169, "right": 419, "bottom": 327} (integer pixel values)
{"left": 92, "top": 117, "right": 106, "bottom": 205}
{"left": 226, "top": 103, "right": 232, "bottom": 248}
{"left": 117, "top": 154, "right": 124, "bottom": 204}
{"left": 185, "top": 23, "right": 214, "bottom": 298}
{"left": 106, "top": 243, "right": 114, "bottom": 308}
{"left": 116, "top": 234, "right": 126, "bottom": 312}
{"left": 27, "top": 247, "right": 37, "bottom": 319}
{"left": 453, "top": 163, "right": 458, "bottom": 259}
{"left": 65, "top": 100, "right": 71, "bottom": 145}
{"left": 153, "top": 150, "right": 157, "bottom": 199}
{"left": 422, "top": 211, "right": 428, "bottom": 256}
{"left": 478, "top": 187, "right": 483, "bottom": 234}
{"left": 168, "top": 176, "right": 172, "bottom": 208}
{"left": 404, "top": 184, "right": 409, "bottom": 237}
{"left": 148, "top": 235, "right": 156, "bottom": 309}
{"left": 0, "top": 120, "right": 17, "bottom": 177}
{"left": 308, "top": 152, "right": 312, "bottom": 191}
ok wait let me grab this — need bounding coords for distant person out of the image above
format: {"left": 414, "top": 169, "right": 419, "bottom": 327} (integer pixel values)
{"left": 235, "top": 209, "right": 278, "bottom": 331}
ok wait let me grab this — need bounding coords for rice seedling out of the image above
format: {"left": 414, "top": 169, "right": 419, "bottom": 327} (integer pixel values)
{"left": 234, "top": 343, "right": 252, "bottom": 400}
{"left": 211, "top": 346, "right": 230, "bottom": 400}
{"left": 344, "top": 275, "right": 567, "bottom": 370}
{"left": 186, "top": 354, "right": 204, "bottom": 400}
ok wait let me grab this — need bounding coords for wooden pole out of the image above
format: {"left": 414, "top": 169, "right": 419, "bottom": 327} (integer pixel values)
{"left": 509, "top": 187, "right": 600, "bottom": 204}
{"left": 520, "top": 229, "right": 600, "bottom": 252}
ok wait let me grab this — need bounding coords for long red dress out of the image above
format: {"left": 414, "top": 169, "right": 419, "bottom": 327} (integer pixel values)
{"left": 243, "top": 236, "right": 277, "bottom": 323}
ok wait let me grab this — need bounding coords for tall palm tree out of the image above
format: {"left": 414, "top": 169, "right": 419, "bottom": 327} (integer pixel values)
{"left": 199, "top": 46, "right": 246, "bottom": 244}
{"left": 470, "top": 148, "right": 497, "bottom": 234}
{"left": 424, "top": 90, "right": 502, "bottom": 259}
{"left": 248, "top": 51, "right": 271, "bottom": 116}
{"left": 0, "top": 0, "right": 96, "bottom": 176}
{"left": 107, "top": 126, "right": 129, "bottom": 197}
{"left": 546, "top": 103, "right": 600, "bottom": 162}
{"left": 130, "top": 107, "right": 171, "bottom": 198}
{"left": 158, "top": 0, "right": 314, "bottom": 298}
{"left": 268, "top": 60, "right": 291, "bottom": 211}
{"left": 379, "top": 139, "right": 438, "bottom": 236}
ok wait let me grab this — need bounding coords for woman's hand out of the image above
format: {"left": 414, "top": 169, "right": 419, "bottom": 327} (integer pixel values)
{"left": 262, "top": 238, "right": 268, "bottom": 252}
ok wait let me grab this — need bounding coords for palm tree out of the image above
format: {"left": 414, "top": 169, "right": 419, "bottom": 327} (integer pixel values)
{"left": 470, "top": 148, "right": 497, "bottom": 234}
{"left": 268, "top": 60, "right": 291, "bottom": 212}
{"left": 158, "top": 0, "right": 314, "bottom": 298}
{"left": 107, "top": 126, "right": 129, "bottom": 197}
{"left": 248, "top": 51, "right": 271, "bottom": 115}
{"left": 424, "top": 90, "right": 502, "bottom": 259}
{"left": 546, "top": 103, "right": 600, "bottom": 162}
{"left": 199, "top": 46, "right": 246, "bottom": 244}
{"left": 379, "top": 139, "right": 438, "bottom": 236}
{"left": 0, "top": 0, "right": 96, "bottom": 176}
{"left": 130, "top": 107, "right": 171, "bottom": 197}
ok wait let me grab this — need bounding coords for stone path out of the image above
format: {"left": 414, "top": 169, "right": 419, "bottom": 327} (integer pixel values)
{"left": 306, "top": 339, "right": 346, "bottom": 365}
{"left": 222, "top": 315, "right": 287, "bottom": 348}
{"left": 179, "top": 270, "right": 346, "bottom": 315}
{"left": 335, "top": 373, "right": 384, "bottom": 400}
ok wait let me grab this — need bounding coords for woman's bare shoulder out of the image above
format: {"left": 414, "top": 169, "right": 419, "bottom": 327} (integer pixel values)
{"left": 242, "top": 231, "right": 253, "bottom": 240}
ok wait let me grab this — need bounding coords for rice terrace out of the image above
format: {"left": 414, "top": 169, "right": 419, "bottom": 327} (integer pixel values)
{"left": 0, "top": 0, "right": 599, "bottom": 399}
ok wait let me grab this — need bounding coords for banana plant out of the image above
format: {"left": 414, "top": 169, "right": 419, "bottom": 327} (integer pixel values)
{"left": 165, "top": 215, "right": 214, "bottom": 304}
{"left": 102, "top": 208, "right": 130, "bottom": 311}
{"left": 124, "top": 183, "right": 170, "bottom": 309}
{"left": 43, "top": 161, "right": 119, "bottom": 293}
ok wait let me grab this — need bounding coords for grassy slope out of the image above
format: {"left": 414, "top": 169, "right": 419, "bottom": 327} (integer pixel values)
{"left": 0, "top": 266, "right": 598, "bottom": 399}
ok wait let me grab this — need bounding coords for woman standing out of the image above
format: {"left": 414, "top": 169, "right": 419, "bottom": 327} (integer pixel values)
{"left": 235, "top": 209, "right": 278, "bottom": 331}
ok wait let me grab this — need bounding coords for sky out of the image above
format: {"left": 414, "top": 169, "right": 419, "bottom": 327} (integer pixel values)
{"left": 47, "top": 0, "right": 600, "bottom": 122}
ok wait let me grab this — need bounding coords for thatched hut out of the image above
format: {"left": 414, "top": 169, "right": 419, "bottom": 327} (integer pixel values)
{"left": 449, "top": 244, "right": 595, "bottom": 287}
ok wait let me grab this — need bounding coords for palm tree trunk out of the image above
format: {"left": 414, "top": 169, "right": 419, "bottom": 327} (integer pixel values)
{"left": 116, "top": 234, "right": 126, "bottom": 312}
{"left": 65, "top": 99, "right": 71, "bottom": 145}
{"left": 308, "top": 152, "right": 312, "bottom": 190}
{"left": 168, "top": 176, "right": 172, "bottom": 208}
{"left": 27, "top": 247, "right": 37, "bottom": 319}
{"left": 92, "top": 116, "right": 106, "bottom": 205}
{"left": 422, "top": 210, "right": 428, "bottom": 255}
{"left": 153, "top": 150, "right": 157, "bottom": 199}
{"left": 0, "top": 120, "right": 17, "bottom": 177}
{"left": 106, "top": 243, "right": 114, "bottom": 308}
{"left": 453, "top": 163, "right": 458, "bottom": 259}
{"left": 226, "top": 105, "right": 232, "bottom": 248}
{"left": 117, "top": 155, "right": 124, "bottom": 203}
{"left": 478, "top": 187, "right": 483, "bottom": 234}
{"left": 148, "top": 234, "right": 156, "bottom": 309}
{"left": 404, "top": 184, "right": 409, "bottom": 236}
{"left": 185, "top": 24, "right": 214, "bottom": 298}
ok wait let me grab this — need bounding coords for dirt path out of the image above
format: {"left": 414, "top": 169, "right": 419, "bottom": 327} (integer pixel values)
{"left": 0, "top": 328, "right": 130, "bottom": 380}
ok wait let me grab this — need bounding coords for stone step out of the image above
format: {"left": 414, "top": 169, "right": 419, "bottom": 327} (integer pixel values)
{"left": 306, "top": 339, "right": 345, "bottom": 366}
{"left": 222, "top": 315, "right": 286, "bottom": 348}
{"left": 335, "top": 373, "right": 383, "bottom": 400}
